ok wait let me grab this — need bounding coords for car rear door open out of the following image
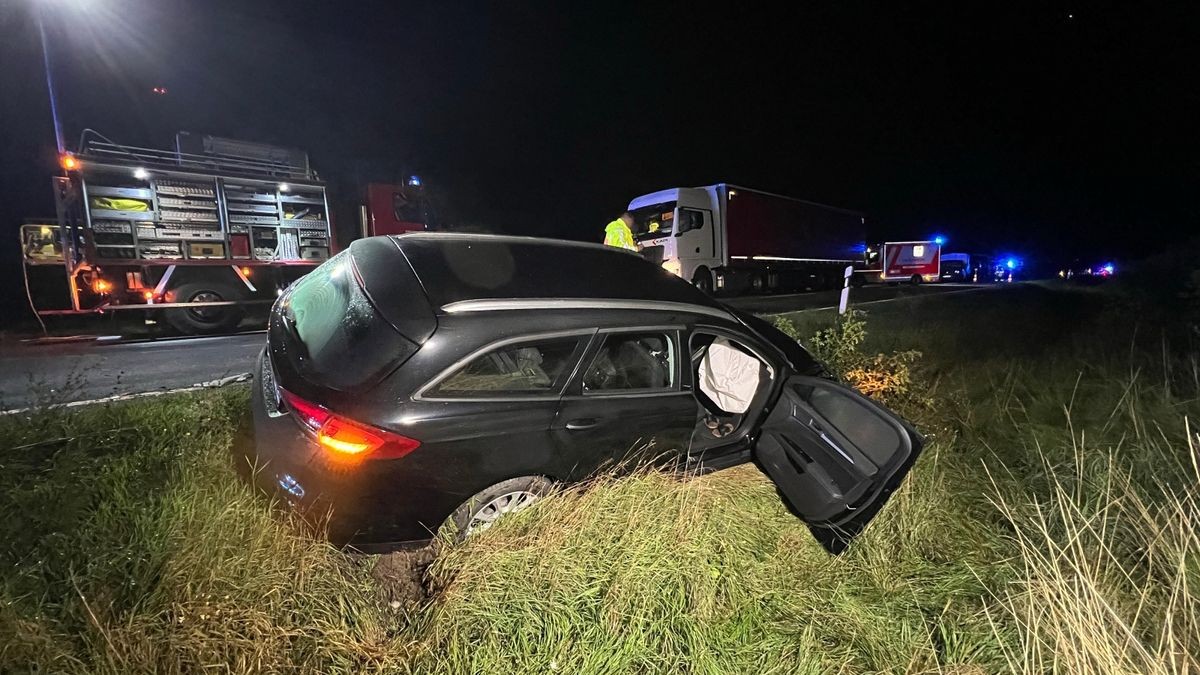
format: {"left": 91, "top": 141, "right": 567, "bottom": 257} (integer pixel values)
{"left": 753, "top": 376, "right": 923, "bottom": 553}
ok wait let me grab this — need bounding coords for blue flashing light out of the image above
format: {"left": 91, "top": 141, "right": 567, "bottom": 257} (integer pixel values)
{"left": 933, "top": 235, "right": 946, "bottom": 246}
{"left": 1102, "top": 263, "right": 1115, "bottom": 275}
{"left": 407, "top": 175, "right": 422, "bottom": 187}
{"left": 1005, "top": 258, "right": 1017, "bottom": 270}
{"left": 851, "top": 242, "right": 868, "bottom": 254}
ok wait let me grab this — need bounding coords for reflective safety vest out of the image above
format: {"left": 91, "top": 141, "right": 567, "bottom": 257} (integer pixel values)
{"left": 603, "top": 219, "right": 637, "bottom": 251}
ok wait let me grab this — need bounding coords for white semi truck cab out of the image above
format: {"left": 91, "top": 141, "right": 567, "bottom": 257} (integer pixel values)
{"left": 626, "top": 183, "right": 867, "bottom": 294}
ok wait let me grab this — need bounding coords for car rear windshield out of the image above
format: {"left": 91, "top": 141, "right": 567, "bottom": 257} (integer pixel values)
{"left": 279, "top": 250, "right": 416, "bottom": 391}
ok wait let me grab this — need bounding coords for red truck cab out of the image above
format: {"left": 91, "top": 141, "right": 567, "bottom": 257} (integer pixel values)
{"left": 361, "top": 180, "right": 429, "bottom": 237}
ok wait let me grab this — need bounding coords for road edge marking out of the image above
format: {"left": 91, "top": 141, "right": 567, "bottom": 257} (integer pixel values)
{"left": 758, "top": 284, "right": 997, "bottom": 317}
{"left": 0, "top": 372, "right": 252, "bottom": 416}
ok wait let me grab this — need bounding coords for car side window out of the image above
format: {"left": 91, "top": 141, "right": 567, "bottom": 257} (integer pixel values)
{"left": 677, "top": 208, "right": 705, "bottom": 234}
{"left": 430, "top": 337, "right": 582, "bottom": 396}
{"left": 582, "top": 332, "right": 676, "bottom": 393}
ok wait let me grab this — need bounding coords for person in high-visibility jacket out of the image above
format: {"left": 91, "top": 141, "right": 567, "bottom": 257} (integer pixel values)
{"left": 603, "top": 212, "right": 638, "bottom": 251}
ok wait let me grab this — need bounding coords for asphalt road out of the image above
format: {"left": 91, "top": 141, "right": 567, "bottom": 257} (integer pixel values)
{"left": 721, "top": 282, "right": 977, "bottom": 314}
{"left": 0, "top": 283, "right": 979, "bottom": 412}
{"left": 0, "top": 333, "right": 267, "bottom": 413}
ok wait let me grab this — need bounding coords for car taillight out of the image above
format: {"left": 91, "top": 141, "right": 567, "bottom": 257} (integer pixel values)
{"left": 281, "top": 388, "right": 329, "bottom": 433}
{"left": 278, "top": 388, "right": 420, "bottom": 461}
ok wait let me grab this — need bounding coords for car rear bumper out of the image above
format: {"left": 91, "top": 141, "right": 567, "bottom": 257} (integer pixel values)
{"left": 249, "top": 348, "right": 444, "bottom": 549}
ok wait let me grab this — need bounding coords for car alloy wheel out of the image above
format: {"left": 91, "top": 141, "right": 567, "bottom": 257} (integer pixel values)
{"left": 466, "top": 490, "right": 540, "bottom": 535}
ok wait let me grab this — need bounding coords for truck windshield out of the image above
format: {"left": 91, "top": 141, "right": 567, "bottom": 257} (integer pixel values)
{"left": 629, "top": 202, "right": 676, "bottom": 241}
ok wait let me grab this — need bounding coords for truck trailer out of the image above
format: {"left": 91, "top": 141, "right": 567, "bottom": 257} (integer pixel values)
{"left": 626, "top": 184, "right": 866, "bottom": 294}
{"left": 22, "top": 131, "right": 429, "bottom": 335}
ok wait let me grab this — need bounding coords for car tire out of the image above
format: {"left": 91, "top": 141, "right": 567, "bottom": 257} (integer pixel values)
{"left": 164, "top": 281, "right": 245, "bottom": 335}
{"left": 443, "top": 475, "right": 552, "bottom": 541}
{"left": 692, "top": 268, "right": 713, "bottom": 295}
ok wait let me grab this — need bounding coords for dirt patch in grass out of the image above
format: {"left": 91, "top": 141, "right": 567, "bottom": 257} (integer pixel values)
{"left": 372, "top": 546, "right": 439, "bottom": 607}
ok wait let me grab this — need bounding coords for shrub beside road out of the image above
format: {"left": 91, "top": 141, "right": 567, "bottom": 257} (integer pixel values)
{"left": 2, "top": 280, "right": 1198, "bottom": 673}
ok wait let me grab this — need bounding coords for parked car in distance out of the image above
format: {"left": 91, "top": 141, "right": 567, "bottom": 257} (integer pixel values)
{"left": 250, "top": 233, "right": 924, "bottom": 553}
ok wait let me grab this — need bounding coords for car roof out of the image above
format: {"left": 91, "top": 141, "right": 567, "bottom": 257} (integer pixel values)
{"left": 389, "top": 233, "right": 731, "bottom": 319}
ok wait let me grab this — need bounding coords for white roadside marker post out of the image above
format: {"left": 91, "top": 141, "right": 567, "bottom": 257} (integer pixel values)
{"left": 839, "top": 265, "right": 853, "bottom": 315}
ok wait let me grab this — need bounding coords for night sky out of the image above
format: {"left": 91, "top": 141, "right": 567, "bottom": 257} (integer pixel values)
{"left": 1, "top": 0, "right": 1197, "bottom": 304}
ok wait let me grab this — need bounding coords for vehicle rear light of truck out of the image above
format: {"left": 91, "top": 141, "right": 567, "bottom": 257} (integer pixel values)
{"left": 278, "top": 388, "right": 420, "bottom": 461}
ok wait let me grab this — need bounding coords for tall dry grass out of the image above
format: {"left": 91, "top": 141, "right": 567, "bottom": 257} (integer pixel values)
{"left": 0, "top": 390, "right": 412, "bottom": 673}
{"left": 987, "top": 418, "right": 1200, "bottom": 674}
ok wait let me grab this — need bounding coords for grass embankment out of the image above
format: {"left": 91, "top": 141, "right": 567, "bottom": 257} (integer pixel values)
{"left": 0, "top": 392, "right": 409, "bottom": 672}
{"left": 2, "top": 279, "right": 1199, "bottom": 673}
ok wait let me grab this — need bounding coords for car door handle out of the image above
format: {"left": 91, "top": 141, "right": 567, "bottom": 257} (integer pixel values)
{"left": 565, "top": 418, "right": 599, "bottom": 431}
{"left": 808, "top": 419, "right": 855, "bottom": 464}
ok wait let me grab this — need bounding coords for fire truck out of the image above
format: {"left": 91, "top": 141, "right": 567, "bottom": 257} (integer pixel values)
{"left": 21, "top": 131, "right": 428, "bottom": 334}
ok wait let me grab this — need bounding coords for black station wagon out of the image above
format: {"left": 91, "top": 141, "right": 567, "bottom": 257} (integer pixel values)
{"left": 251, "top": 233, "right": 923, "bottom": 553}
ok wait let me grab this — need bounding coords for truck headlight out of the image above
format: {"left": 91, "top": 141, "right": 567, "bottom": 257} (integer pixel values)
{"left": 661, "top": 259, "right": 682, "bottom": 277}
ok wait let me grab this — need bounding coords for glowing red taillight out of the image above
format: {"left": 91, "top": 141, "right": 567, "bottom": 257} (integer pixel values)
{"left": 280, "top": 388, "right": 328, "bottom": 432}
{"left": 279, "top": 388, "right": 420, "bottom": 461}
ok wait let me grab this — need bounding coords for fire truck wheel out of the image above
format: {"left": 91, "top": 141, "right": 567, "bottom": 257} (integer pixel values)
{"left": 910, "top": 274, "right": 923, "bottom": 285}
{"left": 164, "top": 281, "right": 245, "bottom": 335}
{"left": 692, "top": 268, "right": 713, "bottom": 294}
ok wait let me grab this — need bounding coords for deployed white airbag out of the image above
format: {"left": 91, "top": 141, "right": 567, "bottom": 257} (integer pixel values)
{"left": 698, "top": 338, "right": 762, "bottom": 414}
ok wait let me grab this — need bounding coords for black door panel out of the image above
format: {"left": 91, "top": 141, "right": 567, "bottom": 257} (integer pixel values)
{"left": 383, "top": 398, "right": 564, "bottom": 489}
{"left": 754, "top": 376, "right": 923, "bottom": 553}
{"left": 553, "top": 329, "right": 695, "bottom": 475}
{"left": 553, "top": 393, "right": 696, "bottom": 476}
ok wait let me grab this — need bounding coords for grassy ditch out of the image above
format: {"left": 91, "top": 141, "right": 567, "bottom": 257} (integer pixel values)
{"left": 0, "top": 391, "right": 414, "bottom": 672}
{"left": 2, "top": 279, "right": 1198, "bottom": 673}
